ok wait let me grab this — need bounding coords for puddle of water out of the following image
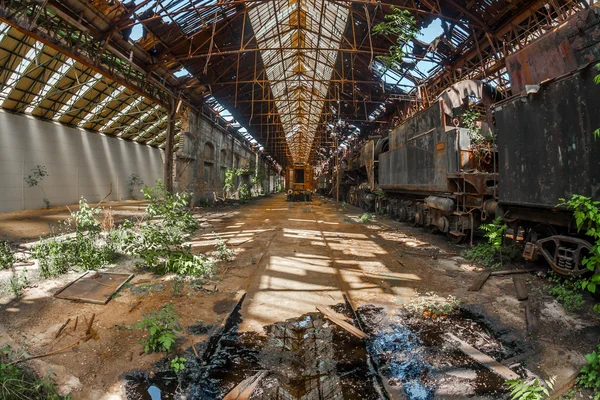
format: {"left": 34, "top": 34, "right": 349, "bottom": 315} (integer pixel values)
{"left": 126, "top": 304, "right": 517, "bottom": 400}
{"left": 126, "top": 310, "right": 380, "bottom": 400}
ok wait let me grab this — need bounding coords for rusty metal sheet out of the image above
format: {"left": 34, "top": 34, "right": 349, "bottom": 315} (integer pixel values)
{"left": 506, "top": 8, "right": 600, "bottom": 93}
{"left": 494, "top": 66, "right": 600, "bottom": 209}
{"left": 54, "top": 271, "right": 134, "bottom": 304}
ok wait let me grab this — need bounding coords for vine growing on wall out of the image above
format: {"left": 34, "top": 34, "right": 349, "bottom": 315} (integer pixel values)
{"left": 24, "top": 165, "right": 50, "bottom": 208}
{"left": 372, "top": 6, "right": 419, "bottom": 70}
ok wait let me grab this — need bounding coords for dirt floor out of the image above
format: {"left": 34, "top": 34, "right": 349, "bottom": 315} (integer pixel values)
{"left": 0, "top": 194, "right": 599, "bottom": 399}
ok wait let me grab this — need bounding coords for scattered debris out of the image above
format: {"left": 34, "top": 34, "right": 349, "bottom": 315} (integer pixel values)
{"left": 316, "top": 306, "right": 369, "bottom": 339}
{"left": 55, "top": 317, "right": 71, "bottom": 339}
{"left": 513, "top": 276, "right": 528, "bottom": 301}
{"left": 54, "top": 271, "right": 133, "bottom": 304}
{"left": 446, "top": 333, "right": 519, "bottom": 380}
{"left": 223, "top": 370, "right": 267, "bottom": 400}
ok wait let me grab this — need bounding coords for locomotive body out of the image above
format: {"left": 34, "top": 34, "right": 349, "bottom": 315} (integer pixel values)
{"left": 285, "top": 164, "right": 314, "bottom": 201}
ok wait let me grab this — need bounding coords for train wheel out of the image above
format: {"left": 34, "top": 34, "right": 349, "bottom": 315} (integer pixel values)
{"left": 447, "top": 230, "right": 469, "bottom": 244}
{"left": 413, "top": 211, "right": 424, "bottom": 227}
{"left": 397, "top": 206, "right": 408, "bottom": 222}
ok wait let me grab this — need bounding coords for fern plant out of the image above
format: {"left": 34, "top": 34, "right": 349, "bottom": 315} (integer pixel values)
{"left": 135, "top": 303, "right": 182, "bottom": 353}
{"left": 578, "top": 344, "right": 600, "bottom": 398}
{"left": 504, "top": 377, "right": 554, "bottom": 400}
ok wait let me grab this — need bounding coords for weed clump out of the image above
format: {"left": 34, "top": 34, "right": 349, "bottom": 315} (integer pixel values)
{"left": 360, "top": 213, "right": 374, "bottom": 223}
{"left": 0, "top": 345, "right": 67, "bottom": 399}
{"left": 462, "top": 217, "right": 518, "bottom": 270}
{"left": 578, "top": 344, "right": 600, "bottom": 398}
{"left": 136, "top": 303, "right": 182, "bottom": 353}
{"left": 0, "top": 241, "right": 15, "bottom": 269}
{"left": 32, "top": 199, "right": 118, "bottom": 278}
{"left": 406, "top": 292, "right": 462, "bottom": 319}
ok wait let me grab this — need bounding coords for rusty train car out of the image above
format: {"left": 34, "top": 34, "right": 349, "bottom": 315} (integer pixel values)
{"left": 285, "top": 164, "right": 314, "bottom": 201}
{"left": 321, "top": 7, "right": 600, "bottom": 277}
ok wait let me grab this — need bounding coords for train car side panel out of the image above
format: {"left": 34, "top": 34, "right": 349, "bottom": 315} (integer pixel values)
{"left": 379, "top": 101, "right": 458, "bottom": 193}
{"left": 495, "top": 67, "right": 600, "bottom": 210}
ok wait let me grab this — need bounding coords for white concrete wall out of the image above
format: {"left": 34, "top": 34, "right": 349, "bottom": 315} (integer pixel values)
{"left": 0, "top": 110, "right": 163, "bottom": 213}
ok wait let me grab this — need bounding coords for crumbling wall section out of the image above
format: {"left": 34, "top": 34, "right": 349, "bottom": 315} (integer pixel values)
{"left": 175, "top": 110, "right": 273, "bottom": 204}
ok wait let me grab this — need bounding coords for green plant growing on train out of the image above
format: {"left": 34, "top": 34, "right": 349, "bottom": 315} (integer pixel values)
{"left": 559, "top": 194, "right": 600, "bottom": 313}
{"left": 24, "top": 164, "right": 50, "bottom": 208}
{"left": 372, "top": 6, "right": 419, "bottom": 69}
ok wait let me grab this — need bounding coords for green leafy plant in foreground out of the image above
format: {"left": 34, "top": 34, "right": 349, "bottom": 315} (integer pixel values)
{"left": 213, "top": 234, "right": 235, "bottom": 262}
{"left": 462, "top": 217, "right": 517, "bottom": 270}
{"left": 6, "top": 269, "right": 29, "bottom": 298}
{"left": 170, "top": 356, "right": 186, "bottom": 374}
{"left": 0, "top": 345, "right": 67, "bottom": 399}
{"left": 136, "top": 303, "right": 182, "bottom": 353}
{"left": 504, "top": 377, "right": 554, "bottom": 400}
{"left": 578, "top": 344, "right": 600, "bottom": 398}
{"left": 559, "top": 195, "right": 600, "bottom": 312}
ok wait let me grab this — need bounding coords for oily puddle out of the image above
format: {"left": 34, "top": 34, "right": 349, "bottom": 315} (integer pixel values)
{"left": 125, "top": 304, "right": 519, "bottom": 399}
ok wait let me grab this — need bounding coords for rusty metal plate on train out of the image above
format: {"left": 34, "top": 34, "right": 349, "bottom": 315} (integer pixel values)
{"left": 54, "top": 271, "right": 133, "bottom": 304}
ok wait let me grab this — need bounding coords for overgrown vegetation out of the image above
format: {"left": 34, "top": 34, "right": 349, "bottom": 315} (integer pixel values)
{"left": 114, "top": 182, "right": 215, "bottom": 278}
{"left": 462, "top": 217, "right": 517, "bottom": 270}
{"left": 407, "top": 293, "right": 462, "bottom": 318}
{"left": 238, "top": 183, "right": 250, "bottom": 202}
{"left": 32, "top": 199, "right": 118, "bottom": 278}
{"left": 213, "top": 234, "right": 234, "bottom": 262}
{"left": 127, "top": 173, "right": 144, "bottom": 199}
{"left": 0, "top": 345, "right": 67, "bottom": 399}
{"left": 462, "top": 106, "right": 494, "bottom": 169}
{"left": 360, "top": 213, "right": 374, "bottom": 223}
{"left": 223, "top": 168, "right": 242, "bottom": 196}
{"left": 578, "top": 344, "right": 600, "bottom": 398}
{"left": 135, "top": 303, "right": 182, "bottom": 353}
{"left": 6, "top": 269, "right": 29, "bottom": 298}
{"left": 504, "top": 377, "right": 554, "bottom": 400}
{"left": 24, "top": 164, "right": 50, "bottom": 208}
{"left": 559, "top": 194, "right": 600, "bottom": 313}
{"left": 372, "top": 6, "right": 419, "bottom": 69}
{"left": 546, "top": 273, "right": 584, "bottom": 313}
{"left": 0, "top": 241, "right": 15, "bottom": 269}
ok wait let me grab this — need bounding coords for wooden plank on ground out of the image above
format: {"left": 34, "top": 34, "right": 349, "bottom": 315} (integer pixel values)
{"left": 513, "top": 276, "right": 529, "bottom": 301}
{"left": 446, "top": 333, "right": 519, "bottom": 380}
{"left": 468, "top": 270, "right": 492, "bottom": 291}
{"left": 316, "top": 306, "right": 369, "bottom": 339}
{"left": 549, "top": 371, "right": 580, "bottom": 399}
{"left": 223, "top": 370, "right": 268, "bottom": 400}
{"left": 525, "top": 301, "right": 539, "bottom": 337}
{"left": 490, "top": 267, "right": 545, "bottom": 276}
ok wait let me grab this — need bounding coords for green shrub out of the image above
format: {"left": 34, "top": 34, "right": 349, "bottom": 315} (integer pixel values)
{"left": 559, "top": 194, "right": 600, "bottom": 312}
{"left": 214, "top": 234, "right": 234, "bottom": 262}
{"left": 578, "top": 344, "right": 600, "bottom": 398}
{"left": 0, "top": 345, "right": 67, "bottom": 399}
{"left": 546, "top": 273, "right": 584, "bottom": 313}
{"left": 0, "top": 241, "right": 15, "bottom": 269}
{"left": 504, "top": 377, "right": 554, "bottom": 400}
{"left": 32, "top": 199, "right": 117, "bottom": 278}
{"left": 462, "top": 217, "right": 517, "bottom": 270}
{"left": 6, "top": 269, "right": 29, "bottom": 298}
{"left": 239, "top": 184, "right": 250, "bottom": 201}
{"left": 142, "top": 181, "right": 199, "bottom": 234}
{"left": 136, "top": 303, "right": 182, "bottom": 353}
{"left": 360, "top": 213, "right": 373, "bottom": 223}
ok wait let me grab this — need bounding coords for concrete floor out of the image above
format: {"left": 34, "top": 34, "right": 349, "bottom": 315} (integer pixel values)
{"left": 0, "top": 193, "right": 598, "bottom": 399}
